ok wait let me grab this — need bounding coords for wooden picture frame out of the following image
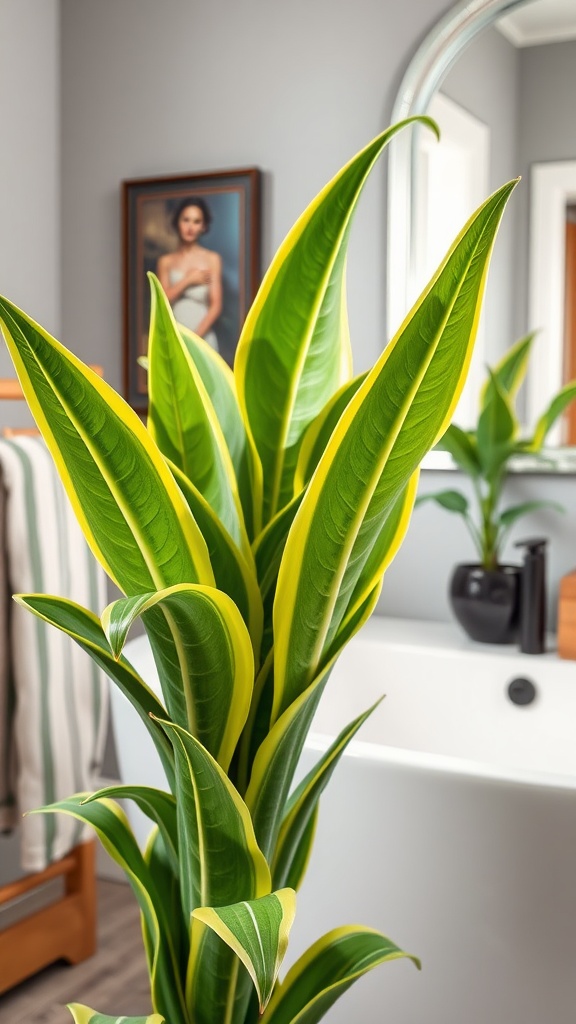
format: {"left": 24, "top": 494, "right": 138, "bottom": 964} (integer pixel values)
{"left": 122, "top": 167, "right": 261, "bottom": 410}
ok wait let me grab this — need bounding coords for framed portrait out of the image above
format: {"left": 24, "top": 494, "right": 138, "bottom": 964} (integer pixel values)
{"left": 122, "top": 167, "right": 261, "bottom": 410}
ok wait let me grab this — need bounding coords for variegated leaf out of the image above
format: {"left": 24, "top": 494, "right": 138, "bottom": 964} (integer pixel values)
{"left": 102, "top": 585, "right": 253, "bottom": 771}
{"left": 152, "top": 718, "right": 270, "bottom": 922}
{"left": 83, "top": 785, "right": 178, "bottom": 872}
{"left": 235, "top": 118, "right": 437, "bottom": 525}
{"left": 272, "top": 180, "right": 518, "bottom": 721}
{"left": 148, "top": 274, "right": 250, "bottom": 557}
{"left": 480, "top": 330, "right": 535, "bottom": 407}
{"left": 272, "top": 700, "right": 382, "bottom": 889}
{"left": 294, "top": 372, "right": 368, "bottom": 492}
{"left": 168, "top": 458, "right": 263, "bottom": 652}
{"left": 67, "top": 1007, "right": 164, "bottom": 1024}
{"left": 192, "top": 889, "right": 297, "bottom": 1012}
{"left": 261, "top": 926, "right": 420, "bottom": 1024}
{"left": 530, "top": 380, "right": 576, "bottom": 450}
{"left": 245, "top": 576, "right": 382, "bottom": 859}
{"left": 0, "top": 297, "right": 214, "bottom": 596}
{"left": 36, "top": 796, "right": 187, "bottom": 1024}
{"left": 13, "top": 594, "right": 175, "bottom": 789}
{"left": 178, "top": 323, "right": 259, "bottom": 539}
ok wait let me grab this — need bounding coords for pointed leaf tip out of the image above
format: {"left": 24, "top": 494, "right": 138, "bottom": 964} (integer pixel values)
{"left": 192, "top": 889, "right": 297, "bottom": 1012}
{"left": 67, "top": 1005, "right": 165, "bottom": 1024}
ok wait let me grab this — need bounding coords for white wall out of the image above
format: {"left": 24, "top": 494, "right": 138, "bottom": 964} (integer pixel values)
{"left": 441, "top": 25, "right": 521, "bottom": 353}
{"left": 515, "top": 39, "right": 576, "bottom": 343}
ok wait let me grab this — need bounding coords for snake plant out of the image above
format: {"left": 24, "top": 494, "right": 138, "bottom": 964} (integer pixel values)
{"left": 0, "top": 120, "right": 516, "bottom": 1024}
{"left": 417, "top": 332, "right": 576, "bottom": 569}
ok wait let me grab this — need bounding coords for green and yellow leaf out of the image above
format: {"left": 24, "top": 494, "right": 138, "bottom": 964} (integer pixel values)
{"left": 192, "top": 889, "right": 297, "bottom": 1013}
{"left": 279, "top": 806, "right": 318, "bottom": 892}
{"left": 168, "top": 458, "right": 263, "bottom": 652}
{"left": 481, "top": 330, "right": 535, "bottom": 406}
{"left": 295, "top": 372, "right": 368, "bottom": 492}
{"left": 261, "top": 926, "right": 420, "bottom": 1024}
{"left": 148, "top": 275, "right": 250, "bottom": 558}
{"left": 83, "top": 785, "right": 178, "bottom": 872}
{"left": 178, "top": 323, "right": 259, "bottom": 539}
{"left": 13, "top": 594, "right": 175, "bottom": 789}
{"left": 37, "top": 796, "right": 187, "bottom": 1024}
{"left": 154, "top": 719, "right": 272, "bottom": 1024}
{"left": 326, "top": 475, "right": 417, "bottom": 652}
{"left": 235, "top": 118, "right": 438, "bottom": 526}
{"left": 253, "top": 492, "right": 305, "bottom": 664}
{"left": 142, "top": 827, "right": 186, "bottom": 982}
{"left": 0, "top": 297, "right": 214, "bottom": 596}
{"left": 67, "top": 1006, "right": 164, "bottom": 1024}
{"left": 102, "top": 585, "right": 253, "bottom": 770}
{"left": 272, "top": 179, "right": 517, "bottom": 721}
{"left": 272, "top": 700, "right": 382, "bottom": 889}
{"left": 152, "top": 718, "right": 270, "bottom": 921}
{"left": 245, "top": 667, "right": 331, "bottom": 862}
{"left": 529, "top": 380, "right": 576, "bottom": 450}
{"left": 244, "top": 572, "right": 382, "bottom": 857}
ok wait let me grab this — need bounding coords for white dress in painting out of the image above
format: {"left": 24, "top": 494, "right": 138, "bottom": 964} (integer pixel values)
{"left": 169, "top": 269, "right": 219, "bottom": 351}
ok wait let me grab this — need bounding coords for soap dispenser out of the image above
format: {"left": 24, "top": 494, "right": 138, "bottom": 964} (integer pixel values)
{"left": 515, "top": 537, "right": 547, "bottom": 654}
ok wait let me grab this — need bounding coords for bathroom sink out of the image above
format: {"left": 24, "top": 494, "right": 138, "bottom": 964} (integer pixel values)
{"left": 313, "top": 615, "right": 576, "bottom": 785}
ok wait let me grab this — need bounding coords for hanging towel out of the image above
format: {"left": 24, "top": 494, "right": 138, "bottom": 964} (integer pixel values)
{"left": 0, "top": 435, "right": 108, "bottom": 872}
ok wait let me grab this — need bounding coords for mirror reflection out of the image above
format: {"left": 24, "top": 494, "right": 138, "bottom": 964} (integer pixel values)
{"left": 388, "top": 0, "right": 576, "bottom": 464}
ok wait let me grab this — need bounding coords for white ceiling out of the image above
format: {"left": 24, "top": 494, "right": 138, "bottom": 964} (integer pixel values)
{"left": 498, "top": 0, "right": 576, "bottom": 46}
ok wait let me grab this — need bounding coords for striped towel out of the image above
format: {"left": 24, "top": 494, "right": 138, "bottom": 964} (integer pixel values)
{"left": 0, "top": 436, "right": 108, "bottom": 872}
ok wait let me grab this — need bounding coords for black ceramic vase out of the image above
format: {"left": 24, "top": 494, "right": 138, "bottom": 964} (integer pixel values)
{"left": 449, "top": 563, "right": 521, "bottom": 644}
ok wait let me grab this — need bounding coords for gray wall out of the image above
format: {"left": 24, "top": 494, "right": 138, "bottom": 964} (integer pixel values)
{"left": 0, "top": 0, "right": 60, "bottom": 881}
{"left": 0, "top": 0, "right": 60, "bottom": 429}
{"left": 58, "top": 0, "right": 453, "bottom": 388}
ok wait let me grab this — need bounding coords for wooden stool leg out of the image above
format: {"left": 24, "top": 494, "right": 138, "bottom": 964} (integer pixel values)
{"left": 0, "top": 839, "right": 97, "bottom": 993}
{"left": 62, "top": 839, "right": 97, "bottom": 964}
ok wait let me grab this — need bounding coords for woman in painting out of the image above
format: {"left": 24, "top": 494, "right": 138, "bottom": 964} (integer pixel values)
{"left": 157, "top": 196, "right": 222, "bottom": 351}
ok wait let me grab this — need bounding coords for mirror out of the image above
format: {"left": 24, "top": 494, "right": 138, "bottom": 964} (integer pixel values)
{"left": 387, "top": 0, "right": 576, "bottom": 471}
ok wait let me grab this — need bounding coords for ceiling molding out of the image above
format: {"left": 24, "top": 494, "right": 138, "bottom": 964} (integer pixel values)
{"left": 497, "top": 0, "right": 576, "bottom": 47}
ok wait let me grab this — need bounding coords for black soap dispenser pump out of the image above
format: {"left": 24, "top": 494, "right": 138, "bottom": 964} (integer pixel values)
{"left": 514, "top": 537, "right": 547, "bottom": 654}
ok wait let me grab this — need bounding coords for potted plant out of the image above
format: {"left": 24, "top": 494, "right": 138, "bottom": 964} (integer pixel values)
{"left": 417, "top": 332, "right": 576, "bottom": 643}
{"left": 0, "top": 121, "right": 515, "bottom": 1024}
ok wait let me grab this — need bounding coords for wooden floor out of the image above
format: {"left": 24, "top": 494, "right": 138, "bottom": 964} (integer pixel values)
{"left": 0, "top": 880, "right": 151, "bottom": 1023}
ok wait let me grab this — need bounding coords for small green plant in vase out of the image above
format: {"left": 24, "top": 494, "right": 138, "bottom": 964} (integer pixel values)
{"left": 0, "top": 121, "right": 516, "bottom": 1024}
{"left": 418, "top": 332, "right": 576, "bottom": 642}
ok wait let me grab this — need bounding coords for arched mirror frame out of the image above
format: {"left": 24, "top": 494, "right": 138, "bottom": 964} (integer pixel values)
{"left": 387, "top": 0, "right": 526, "bottom": 335}
{"left": 385, "top": 0, "right": 576, "bottom": 472}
